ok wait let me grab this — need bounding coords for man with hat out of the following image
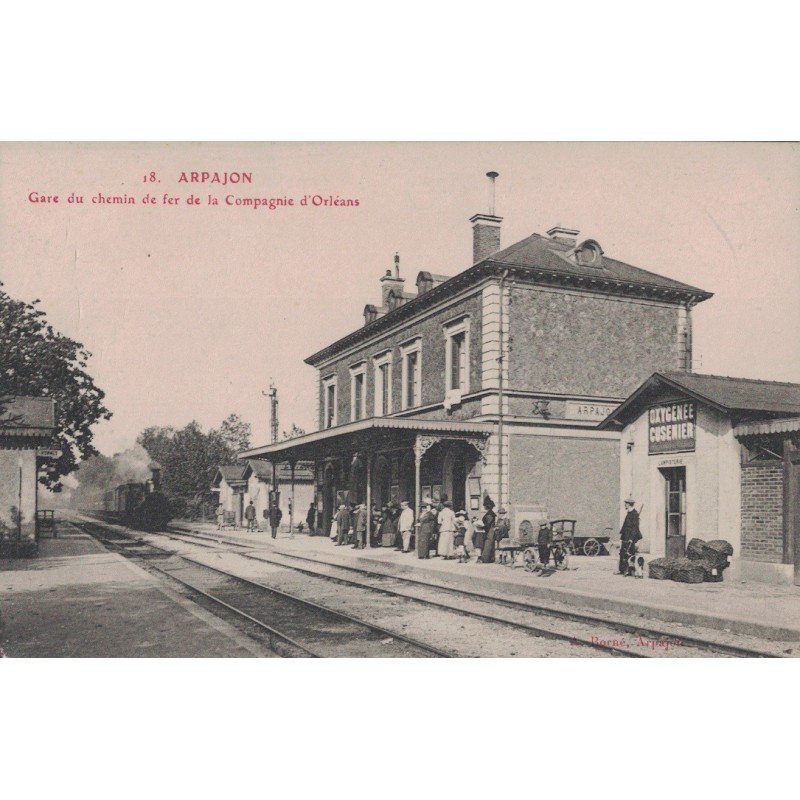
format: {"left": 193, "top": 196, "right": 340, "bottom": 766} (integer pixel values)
{"left": 495, "top": 507, "right": 510, "bottom": 545}
{"left": 335, "top": 503, "right": 351, "bottom": 546}
{"left": 352, "top": 503, "right": 368, "bottom": 549}
{"left": 398, "top": 499, "right": 415, "bottom": 553}
{"left": 618, "top": 496, "right": 642, "bottom": 575}
{"left": 537, "top": 518, "right": 553, "bottom": 571}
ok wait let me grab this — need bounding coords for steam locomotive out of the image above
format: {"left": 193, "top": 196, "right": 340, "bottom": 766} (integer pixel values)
{"left": 102, "top": 462, "right": 172, "bottom": 531}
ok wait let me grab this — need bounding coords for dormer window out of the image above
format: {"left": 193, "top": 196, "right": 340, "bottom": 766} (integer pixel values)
{"left": 573, "top": 239, "right": 604, "bottom": 268}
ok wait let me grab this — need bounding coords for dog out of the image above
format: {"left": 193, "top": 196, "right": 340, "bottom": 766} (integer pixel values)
{"left": 627, "top": 553, "right": 645, "bottom": 578}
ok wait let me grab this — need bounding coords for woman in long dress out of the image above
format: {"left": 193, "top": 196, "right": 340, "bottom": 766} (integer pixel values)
{"left": 479, "top": 497, "right": 497, "bottom": 563}
{"left": 437, "top": 501, "right": 457, "bottom": 559}
{"left": 416, "top": 501, "right": 436, "bottom": 559}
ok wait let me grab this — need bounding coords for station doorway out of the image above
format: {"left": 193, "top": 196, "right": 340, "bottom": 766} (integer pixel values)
{"left": 790, "top": 451, "right": 800, "bottom": 586}
{"left": 661, "top": 466, "right": 686, "bottom": 558}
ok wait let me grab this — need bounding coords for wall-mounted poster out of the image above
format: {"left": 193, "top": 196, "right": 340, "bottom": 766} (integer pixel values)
{"left": 390, "top": 484, "right": 399, "bottom": 503}
{"left": 422, "top": 485, "right": 432, "bottom": 503}
{"left": 432, "top": 484, "right": 442, "bottom": 503}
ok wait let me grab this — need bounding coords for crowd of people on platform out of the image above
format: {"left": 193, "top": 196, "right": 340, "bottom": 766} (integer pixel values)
{"left": 327, "top": 494, "right": 511, "bottom": 563}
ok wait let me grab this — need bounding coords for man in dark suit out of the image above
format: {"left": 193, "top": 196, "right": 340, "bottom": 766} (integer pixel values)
{"left": 268, "top": 504, "right": 283, "bottom": 540}
{"left": 618, "top": 497, "right": 642, "bottom": 575}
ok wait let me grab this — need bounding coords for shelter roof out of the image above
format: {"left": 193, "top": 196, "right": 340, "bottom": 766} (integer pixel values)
{"left": 211, "top": 464, "right": 248, "bottom": 487}
{"left": 0, "top": 396, "right": 56, "bottom": 439}
{"left": 600, "top": 371, "right": 800, "bottom": 429}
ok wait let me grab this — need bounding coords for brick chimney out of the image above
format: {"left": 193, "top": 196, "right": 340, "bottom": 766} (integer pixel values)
{"left": 379, "top": 252, "right": 405, "bottom": 306}
{"left": 470, "top": 171, "right": 502, "bottom": 264}
{"left": 547, "top": 225, "right": 580, "bottom": 246}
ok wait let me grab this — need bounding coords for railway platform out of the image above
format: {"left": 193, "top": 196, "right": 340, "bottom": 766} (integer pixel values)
{"left": 175, "top": 520, "right": 800, "bottom": 642}
{"left": 0, "top": 521, "right": 273, "bottom": 657}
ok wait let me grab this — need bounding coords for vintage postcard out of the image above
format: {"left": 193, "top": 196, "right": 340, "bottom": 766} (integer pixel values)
{"left": 1, "top": 141, "right": 799, "bottom": 661}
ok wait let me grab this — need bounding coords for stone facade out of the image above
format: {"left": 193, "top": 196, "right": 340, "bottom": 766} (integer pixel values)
{"left": 509, "top": 286, "right": 685, "bottom": 398}
{"left": 508, "top": 432, "right": 620, "bottom": 537}
{"left": 318, "top": 291, "right": 483, "bottom": 427}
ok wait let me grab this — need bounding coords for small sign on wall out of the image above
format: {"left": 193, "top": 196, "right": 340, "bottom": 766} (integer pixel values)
{"left": 565, "top": 401, "right": 619, "bottom": 422}
{"left": 649, "top": 401, "right": 696, "bottom": 454}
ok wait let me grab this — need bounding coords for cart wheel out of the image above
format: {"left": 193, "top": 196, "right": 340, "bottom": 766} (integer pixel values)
{"left": 583, "top": 538, "right": 601, "bottom": 557}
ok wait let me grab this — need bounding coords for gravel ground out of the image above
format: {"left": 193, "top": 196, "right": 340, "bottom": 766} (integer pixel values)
{"left": 161, "top": 542, "right": 616, "bottom": 657}
{"left": 147, "top": 533, "right": 795, "bottom": 657}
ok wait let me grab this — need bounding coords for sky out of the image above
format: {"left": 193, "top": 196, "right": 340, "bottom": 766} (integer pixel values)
{"left": 1, "top": 141, "right": 798, "bottom": 456}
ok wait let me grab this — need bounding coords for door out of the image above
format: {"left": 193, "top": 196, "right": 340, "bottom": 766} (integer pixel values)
{"left": 662, "top": 466, "right": 686, "bottom": 558}
{"left": 452, "top": 455, "right": 467, "bottom": 512}
{"left": 789, "top": 452, "right": 800, "bottom": 586}
{"left": 323, "top": 464, "right": 336, "bottom": 535}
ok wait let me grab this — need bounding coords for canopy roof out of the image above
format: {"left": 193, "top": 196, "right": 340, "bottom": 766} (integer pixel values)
{"left": 240, "top": 417, "right": 492, "bottom": 462}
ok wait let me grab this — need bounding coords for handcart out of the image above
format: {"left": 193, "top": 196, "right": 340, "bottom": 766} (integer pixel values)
{"left": 496, "top": 519, "right": 570, "bottom": 571}
{"left": 523, "top": 531, "right": 571, "bottom": 572}
{"left": 550, "top": 519, "right": 611, "bottom": 556}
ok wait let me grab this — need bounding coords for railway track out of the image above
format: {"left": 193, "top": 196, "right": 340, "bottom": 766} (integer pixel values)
{"left": 71, "top": 519, "right": 449, "bottom": 658}
{"left": 159, "top": 524, "right": 787, "bottom": 659}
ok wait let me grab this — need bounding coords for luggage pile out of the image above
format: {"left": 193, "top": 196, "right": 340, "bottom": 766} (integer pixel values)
{"left": 648, "top": 538, "right": 734, "bottom": 583}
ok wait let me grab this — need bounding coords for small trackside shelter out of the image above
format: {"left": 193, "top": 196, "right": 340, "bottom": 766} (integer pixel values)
{"left": 600, "top": 371, "right": 800, "bottom": 585}
{"left": 0, "top": 396, "right": 57, "bottom": 556}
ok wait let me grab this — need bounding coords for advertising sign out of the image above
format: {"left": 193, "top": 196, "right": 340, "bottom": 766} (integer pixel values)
{"left": 649, "top": 401, "right": 696, "bottom": 454}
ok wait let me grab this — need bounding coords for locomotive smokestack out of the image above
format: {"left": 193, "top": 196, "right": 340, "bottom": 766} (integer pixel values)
{"left": 148, "top": 461, "right": 162, "bottom": 492}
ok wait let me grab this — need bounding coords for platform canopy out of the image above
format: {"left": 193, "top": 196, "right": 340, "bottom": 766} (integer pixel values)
{"left": 239, "top": 417, "right": 493, "bottom": 463}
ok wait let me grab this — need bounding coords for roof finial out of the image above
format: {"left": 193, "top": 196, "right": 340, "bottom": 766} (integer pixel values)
{"left": 394, "top": 251, "right": 400, "bottom": 278}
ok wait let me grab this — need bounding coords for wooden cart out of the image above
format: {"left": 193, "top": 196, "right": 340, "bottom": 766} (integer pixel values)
{"left": 551, "top": 519, "right": 611, "bottom": 556}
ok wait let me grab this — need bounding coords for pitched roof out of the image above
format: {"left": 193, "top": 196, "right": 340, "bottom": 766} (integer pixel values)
{"left": 600, "top": 371, "right": 800, "bottom": 428}
{"left": 212, "top": 464, "right": 248, "bottom": 486}
{"left": 487, "top": 234, "right": 710, "bottom": 296}
{"left": 242, "top": 459, "right": 315, "bottom": 482}
{"left": 306, "top": 230, "right": 712, "bottom": 366}
{"left": 0, "top": 396, "right": 56, "bottom": 438}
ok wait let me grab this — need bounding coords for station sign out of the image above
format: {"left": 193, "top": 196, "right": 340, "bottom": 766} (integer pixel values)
{"left": 649, "top": 400, "right": 696, "bottom": 454}
{"left": 36, "top": 448, "right": 62, "bottom": 459}
{"left": 564, "top": 401, "right": 619, "bottom": 422}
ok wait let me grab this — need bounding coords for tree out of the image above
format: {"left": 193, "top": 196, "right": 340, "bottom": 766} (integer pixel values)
{"left": 218, "top": 413, "right": 251, "bottom": 452}
{"left": 0, "top": 283, "right": 112, "bottom": 490}
{"left": 281, "top": 423, "right": 306, "bottom": 441}
{"left": 136, "top": 414, "right": 253, "bottom": 515}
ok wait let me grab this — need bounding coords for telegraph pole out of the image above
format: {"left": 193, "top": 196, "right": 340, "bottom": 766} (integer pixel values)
{"left": 262, "top": 381, "right": 280, "bottom": 525}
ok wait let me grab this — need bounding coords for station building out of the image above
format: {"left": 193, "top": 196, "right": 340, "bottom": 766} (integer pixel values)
{"left": 0, "top": 396, "right": 57, "bottom": 556}
{"left": 600, "top": 371, "right": 800, "bottom": 585}
{"left": 212, "top": 460, "right": 314, "bottom": 527}
{"left": 241, "top": 201, "right": 712, "bottom": 544}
